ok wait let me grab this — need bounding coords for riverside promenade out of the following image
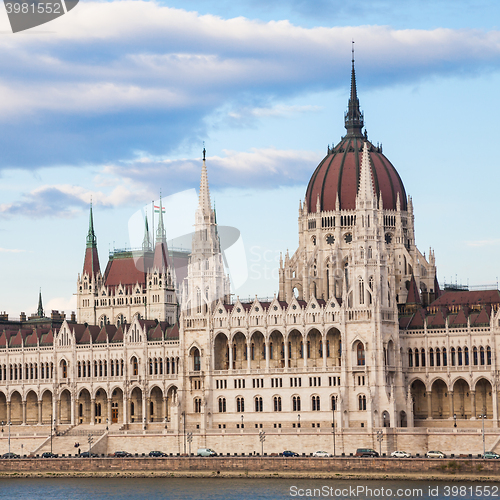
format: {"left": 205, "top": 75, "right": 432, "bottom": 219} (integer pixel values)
{"left": 0, "top": 457, "right": 499, "bottom": 480}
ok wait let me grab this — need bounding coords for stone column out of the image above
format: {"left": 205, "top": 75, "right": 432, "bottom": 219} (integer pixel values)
{"left": 37, "top": 401, "right": 42, "bottom": 425}
{"left": 471, "top": 391, "right": 476, "bottom": 419}
{"left": 21, "top": 401, "right": 26, "bottom": 425}
{"left": 90, "top": 398, "right": 95, "bottom": 425}
{"left": 163, "top": 397, "right": 168, "bottom": 423}
{"left": 146, "top": 396, "right": 151, "bottom": 423}
{"left": 57, "top": 398, "right": 62, "bottom": 425}
{"left": 52, "top": 396, "right": 57, "bottom": 425}
{"left": 493, "top": 389, "right": 498, "bottom": 428}
{"left": 265, "top": 340, "right": 270, "bottom": 370}
{"left": 303, "top": 337, "right": 308, "bottom": 368}
{"left": 107, "top": 398, "right": 112, "bottom": 425}
{"left": 228, "top": 343, "right": 233, "bottom": 371}
{"left": 449, "top": 391, "right": 454, "bottom": 419}
{"left": 426, "top": 391, "right": 432, "bottom": 419}
{"left": 6, "top": 402, "right": 11, "bottom": 423}
{"left": 284, "top": 339, "right": 289, "bottom": 369}
{"left": 123, "top": 395, "right": 128, "bottom": 425}
{"left": 246, "top": 342, "right": 251, "bottom": 370}
{"left": 71, "top": 394, "right": 75, "bottom": 426}
{"left": 142, "top": 393, "right": 147, "bottom": 426}
{"left": 322, "top": 334, "right": 327, "bottom": 369}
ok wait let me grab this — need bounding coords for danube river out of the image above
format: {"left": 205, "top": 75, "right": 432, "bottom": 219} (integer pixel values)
{"left": 0, "top": 478, "right": 494, "bottom": 500}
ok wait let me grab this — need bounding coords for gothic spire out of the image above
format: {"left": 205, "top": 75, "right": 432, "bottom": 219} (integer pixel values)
{"left": 344, "top": 42, "right": 364, "bottom": 137}
{"left": 156, "top": 194, "right": 166, "bottom": 243}
{"left": 198, "top": 147, "right": 212, "bottom": 216}
{"left": 357, "top": 142, "right": 375, "bottom": 203}
{"left": 142, "top": 214, "right": 152, "bottom": 251}
{"left": 37, "top": 288, "right": 44, "bottom": 317}
{"left": 86, "top": 202, "right": 97, "bottom": 249}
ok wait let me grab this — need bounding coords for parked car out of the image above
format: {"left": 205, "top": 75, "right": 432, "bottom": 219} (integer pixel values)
{"left": 196, "top": 448, "right": 216, "bottom": 457}
{"left": 80, "top": 451, "right": 98, "bottom": 458}
{"left": 355, "top": 448, "right": 379, "bottom": 457}
{"left": 484, "top": 451, "right": 500, "bottom": 459}
{"left": 149, "top": 451, "right": 167, "bottom": 457}
{"left": 113, "top": 451, "right": 133, "bottom": 457}
{"left": 391, "top": 450, "right": 411, "bottom": 458}
{"left": 312, "top": 451, "right": 331, "bottom": 457}
{"left": 282, "top": 450, "right": 299, "bottom": 457}
{"left": 41, "top": 452, "right": 58, "bottom": 458}
{"left": 1, "top": 452, "right": 20, "bottom": 459}
{"left": 426, "top": 450, "right": 446, "bottom": 458}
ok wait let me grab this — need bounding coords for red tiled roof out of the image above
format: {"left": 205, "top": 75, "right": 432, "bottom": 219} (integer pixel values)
{"left": 427, "top": 308, "right": 447, "bottom": 328}
{"left": 448, "top": 308, "right": 468, "bottom": 327}
{"left": 431, "top": 290, "right": 500, "bottom": 308}
{"left": 406, "top": 309, "right": 426, "bottom": 329}
{"left": 40, "top": 329, "right": 53, "bottom": 346}
{"left": 470, "top": 306, "right": 491, "bottom": 327}
{"left": 83, "top": 247, "right": 101, "bottom": 278}
{"left": 110, "top": 326, "right": 123, "bottom": 343}
{"left": 104, "top": 255, "right": 149, "bottom": 288}
{"left": 165, "top": 323, "right": 179, "bottom": 340}
{"left": 406, "top": 275, "right": 421, "bottom": 305}
{"left": 153, "top": 241, "right": 170, "bottom": 271}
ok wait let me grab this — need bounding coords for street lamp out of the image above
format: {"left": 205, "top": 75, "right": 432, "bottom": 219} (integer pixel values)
{"left": 8, "top": 421, "right": 11, "bottom": 455}
{"left": 106, "top": 417, "right": 109, "bottom": 432}
{"left": 182, "top": 411, "right": 186, "bottom": 455}
{"left": 376, "top": 430, "right": 383, "bottom": 457}
{"left": 454, "top": 414, "right": 457, "bottom": 428}
{"left": 297, "top": 414, "right": 301, "bottom": 428}
{"left": 241, "top": 415, "right": 244, "bottom": 429}
{"left": 50, "top": 417, "right": 55, "bottom": 454}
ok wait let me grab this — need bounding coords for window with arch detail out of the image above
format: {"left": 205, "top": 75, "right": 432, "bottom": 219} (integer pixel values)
{"left": 312, "top": 395, "right": 320, "bottom": 411}
{"left": 358, "top": 394, "right": 367, "bottom": 411}
{"left": 356, "top": 342, "right": 365, "bottom": 366}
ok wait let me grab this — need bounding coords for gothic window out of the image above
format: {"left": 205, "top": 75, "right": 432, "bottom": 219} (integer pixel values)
{"left": 464, "top": 347, "right": 469, "bottom": 366}
{"left": 408, "top": 349, "right": 413, "bottom": 368}
{"left": 480, "top": 346, "right": 485, "bottom": 365}
{"left": 312, "top": 236, "right": 316, "bottom": 246}
{"left": 436, "top": 348, "right": 441, "bottom": 367}
{"left": 149, "top": 358, "right": 153, "bottom": 375}
{"left": 442, "top": 348, "right": 447, "bottom": 367}
{"left": 358, "top": 394, "right": 367, "bottom": 411}
{"left": 312, "top": 395, "right": 320, "bottom": 411}
{"left": 368, "top": 246, "right": 373, "bottom": 259}
{"left": 457, "top": 347, "right": 462, "bottom": 366}
{"left": 293, "top": 396, "right": 301, "bottom": 412}
{"left": 326, "top": 234, "right": 334, "bottom": 245}
{"left": 451, "top": 347, "right": 456, "bottom": 366}
{"left": 192, "top": 348, "right": 201, "bottom": 372}
{"left": 360, "top": 247, "right": 364, "bottom": 259}
{"left": 61, "top": 360, "right": 67, "bottom": 378}
{"left": 356, "top": 342, "right": 365, "bottom": 366}
{"left": 194, "top": 398, "right": 202, "bottom": 413}
{"left": 429, "top": 348, "right": 434, "bottom": 367}
{"left": 344, "top": 233, "right": 352, "bottom": 243}
{"left": 358, "top": 278, "right": 364, "bottom": 305}
{"left": 218, "top": 397, "right": 226, "bottom": 413}
{"left": 132, "top": 356, "right": 138, "bottom": 376}
{"left": 331, "top": 395, "right": 337, "bottom": 411}
{"left": 254, "top": 396, "right": 263, "bottom": 412}
{"left": 487, "top": 346, "right": 492, "bottom": 365}
{"left": 421, "top": 349, "right": 426, "bottom": 367}
{"left": 273, "top": 396, "right": 282, "bottom": 412}
{"left": 237, "top": 397, "right": 245, "bottom": 412}
{"left": 473, "top": 347, "right": 478, "bottom": 366}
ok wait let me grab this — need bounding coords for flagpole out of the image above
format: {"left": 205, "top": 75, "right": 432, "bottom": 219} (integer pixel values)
{"left": 151, "top": 200, "right": 154, "bottom": 243}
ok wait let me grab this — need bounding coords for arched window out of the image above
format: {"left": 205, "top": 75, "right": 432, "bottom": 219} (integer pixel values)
{"left": 421, "top": 348, "right": 426, "bottom": 367}
{"left": 356, "top": 343, "right": 365, "bottom": 366}
{"left": 61, "top": 360, "right": 67, "bottom": 378}
{"left": 487, "top": 346, "right": 492, "bottom": 365}
{"left": 149, "top": 358, "right": 153, "bottom": 375}
{"left": 218, "top": 397, "right": 226, "bottom": 413}
{"left": 192, "top": 348, "right": 201, "bottom": 372}
{"left": 429, "top": 348, "right": 434, "bottom": 367}
{"left": 464, "top": 347, "right": 469, "bottom": 366}
{"left": 237, "top": 397, "right": 245, "bottom": 412}
{"left": 367, "top": 246, "right": 373, "bottom": 259}
{"left": 451, "top": 347, "right": 456, "bottom": 366}
{"left": 293, "top": 396, "right": 301, "bottom": 412}
{"left": 414, "top": 348, "right": 419, "bottom": 367}
{"left": 360, "top": 247, "right": 364, "bottom": 259}
{"left": 436, "top": 348, "right": 441, "bottom": 367}
{"left": 132, "top": 357, "right": 138, "bottom": 376}
{"left": 408, "top": 349, "right": 413, "bottom": 368}
{"left": 458, "top": 347, "right": 463, "bottom": 366}
{"left": 274, "top": 396, "right": 282, "bottom": 412}
{"left": 442, "top": 347, "right": 447, "bottom": 367}
{"left": 194, "top": 398, "right": 202, "bottom": 413}
{"left": 331, "top": 395, "right": 337, "bottom": 411}
{"left": 358, "top": 395, "right": 367, "bottom": 411}
{"left": 480, "top": 346, "right": 485, "bottom": 366}
{"left": 473, "top": 347, "right": 478, "bottom": 366}
{"left": 358, "top": 278, "right": 365, "bottom": 305}
{"left": 254, "top": 396, "right": 263, "bottom": 412}
{"left": 312, "top": 395, "right": 320, "bottom": 411}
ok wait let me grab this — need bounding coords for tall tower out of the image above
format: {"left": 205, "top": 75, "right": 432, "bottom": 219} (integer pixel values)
{"left": 146, "top": 195, "right": 178, "bottom": 323}
{"left": 182, "top": 148, "right": 230, "bottom": 314}
{"left": 77, "top": 203, "right": 102, "bottom": 324}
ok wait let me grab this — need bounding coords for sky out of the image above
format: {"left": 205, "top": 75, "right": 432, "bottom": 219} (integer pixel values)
{"left": 0, "top": 0, "right": 499, "bottom": 317}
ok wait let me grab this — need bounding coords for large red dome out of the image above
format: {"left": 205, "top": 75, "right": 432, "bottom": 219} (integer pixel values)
{"left": 305, "top": 59, "right": 407, "bottom": 213}
{"left": 305, "top": 138, "right": 407, "bottom": 212}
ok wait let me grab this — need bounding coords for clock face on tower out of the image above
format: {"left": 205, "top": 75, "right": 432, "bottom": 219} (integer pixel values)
{"left": 326, "top": 234, "right": 335, "bottom": 245}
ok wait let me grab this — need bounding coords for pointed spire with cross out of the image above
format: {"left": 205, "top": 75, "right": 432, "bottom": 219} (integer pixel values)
{"left": 344, "top": 41, "right": 364, "bottom": 137}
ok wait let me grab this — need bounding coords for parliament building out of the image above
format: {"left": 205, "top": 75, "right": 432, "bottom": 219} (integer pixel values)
{"left": 0, "top": 59, "right": 499, "bottom": 457}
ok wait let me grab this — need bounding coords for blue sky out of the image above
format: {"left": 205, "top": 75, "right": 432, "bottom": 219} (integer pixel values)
{"left": 0, "top": 0, "right": 499, "bottom": 316}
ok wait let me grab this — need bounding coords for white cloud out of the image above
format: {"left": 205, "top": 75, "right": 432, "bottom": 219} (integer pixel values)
{"left": 466, "top": 239, "right": 500, "bottom": 247}
{"left": 0, "top": 247, "right": 26, "bottom": 253}
{"left": 45, "top": 295, "right": 77, "bottom": 313}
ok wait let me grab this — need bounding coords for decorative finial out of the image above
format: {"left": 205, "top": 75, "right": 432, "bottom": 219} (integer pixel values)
{"left": 203, "top": 141, "right": 206, "bottom": 161}
{"left": 352, "top": 39, "right": 355, "bottom": 65}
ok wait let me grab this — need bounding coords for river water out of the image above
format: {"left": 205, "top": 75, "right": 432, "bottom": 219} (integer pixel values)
{"left": 0, "top": 478, "right": 495, "bottom": 500}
